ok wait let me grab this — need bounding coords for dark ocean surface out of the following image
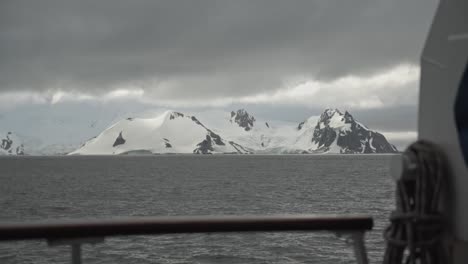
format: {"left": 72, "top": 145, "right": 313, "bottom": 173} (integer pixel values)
{"left": 0, "top": 155, "right": 396, "bottom": 264}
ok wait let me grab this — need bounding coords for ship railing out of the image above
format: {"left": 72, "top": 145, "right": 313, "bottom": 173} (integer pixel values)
{"left": 0, "top": 214, "right": 373, "bottom": 264}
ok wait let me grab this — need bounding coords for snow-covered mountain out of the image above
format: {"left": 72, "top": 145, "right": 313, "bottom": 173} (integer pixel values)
{"left": 70, "top": 111, "right": 252, "bottom": 155}
{"left": 296, "top": 109, "right": 398, "bottom": 154}
{"left": 0, "top": 132, "right": 25, "bottom": 155}
{"left": 70, "top": 108, "right": 397, "bottom": 155}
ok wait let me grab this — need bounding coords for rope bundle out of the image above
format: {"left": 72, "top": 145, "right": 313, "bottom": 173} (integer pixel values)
{"left": 383, "top": 140, "right": 446, "bottom": 264}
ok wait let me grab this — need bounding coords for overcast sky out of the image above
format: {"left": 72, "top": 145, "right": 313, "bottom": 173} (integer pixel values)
{"left": 0, "top": 0, "right": 439, "bottom": 148}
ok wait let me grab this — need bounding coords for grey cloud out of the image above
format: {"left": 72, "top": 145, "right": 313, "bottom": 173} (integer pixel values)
{"left": 0, "top": 0, "right": 438, "bottom": 99}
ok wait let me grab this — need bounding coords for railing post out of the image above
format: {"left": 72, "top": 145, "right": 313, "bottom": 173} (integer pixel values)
{"left": 334, "top": 231, "right": 369, "bottom": 264}
{"left": 48, "top": 237, "right": 104, "bottom": 264}
{"left": 71, "top": 244, "right": 82, "bottom": 264}
{"left": 0, "top": 215, "right": 372, "bottom": 264}
{"left": 351, "top": 231, "right": 368, "bottom": 264}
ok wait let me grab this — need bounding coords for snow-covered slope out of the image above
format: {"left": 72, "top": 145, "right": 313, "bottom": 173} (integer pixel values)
{"left": 202, "top": 108, "right": 397, "bottom": 154}
{"left": 70, "top": 108, "right": 398, "bottom": 155}
{"left": 0, "top": 132, "right": 25, "bottom": 155}
{"left": 70, "top": 111, "right": 252, "bottom": 155}
{"left": 297, "top": 109, "right": 398, "bottom": 154}
{"left": 200, "top": 109, "right": 298, "bottom": 152}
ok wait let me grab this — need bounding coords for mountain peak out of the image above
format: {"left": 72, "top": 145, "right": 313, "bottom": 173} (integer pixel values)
{"left": 230, "top": 109, "right": 256, "bottom": 131}
{"left": 168, "top": 111, "right": 185, "bottom": 120}
{"left": 320, "top": 108, "right": 343, "bottom": 120}
{"left": 311, "top": 108, "right": 397, "bottom": 153}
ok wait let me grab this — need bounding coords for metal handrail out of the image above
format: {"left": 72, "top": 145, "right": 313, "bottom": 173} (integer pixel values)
{"left": 0, "top": 214, "right": 373, "bottom": 264}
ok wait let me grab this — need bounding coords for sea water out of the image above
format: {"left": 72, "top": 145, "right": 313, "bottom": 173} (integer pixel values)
{"left": 0, "top": 155, "right": 395, "bottom": 264}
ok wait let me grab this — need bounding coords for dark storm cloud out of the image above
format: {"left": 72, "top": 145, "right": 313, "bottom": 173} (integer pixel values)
{"left": 0, "top": 0, "right": 437, "bottom": 98}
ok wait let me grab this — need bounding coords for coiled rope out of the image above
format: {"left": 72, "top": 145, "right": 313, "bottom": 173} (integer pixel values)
{"left": 383, "top": 140, "right": 447, "bottom": 264}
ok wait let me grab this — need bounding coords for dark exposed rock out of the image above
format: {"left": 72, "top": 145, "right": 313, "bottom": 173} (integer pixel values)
{"left": 312, "top": 126, "right": 337, "bottom": 149}
{"left": 169, "top": 112, "right": 184, "bottom": 120}
{"left": 369, "top": 132, "right": 398, "bottom": 153}
{"left": 335, "top": 121, "right": 368, "bottom": 153}
{"left": 265, "top": 122, "right": 270, "bottom": 128}
{"left": 186, "top": 115, "right": 225, "bottom": 146}
{"left": 193, "top": 116, "right": 209, "bottom": 130}
{"left": 228, "top": 141, "right": 254, "bottom": 154}
{"left": 207, "top": 130, "right": 224, "bottom": 145}
{"left": 297, "top": 121, "right": 305, "bottom": 130}
{"left": 191, "top": 116, "right": 205, "bottom": 127}
{"left": 163, "top": 138, "right": 172, "bottom": 148}
{"left": 0, "top": 132, "right": 25, "bottom": 155}
{"left": 343, "top": 111, "right": 354, "bottom": 123}
{"left": 193, "top": 133, "right": 250, "bottom": 154}
{"left": 112, "top": 131, "right": 126, "bottom": 147}
{"left": 126, "top": 117, "right": 134, "bottom": 121}
{"left": 230, "top": 109, "right": 256, "bottom": 131}
{"left": 193, "top": 135, "right": 214, "bottom": 154}
{"left": 1, "top": 134, "right": 12, "bottom": 150}
{"left": 188, "top": 115, "right": 225, "bottom": 146}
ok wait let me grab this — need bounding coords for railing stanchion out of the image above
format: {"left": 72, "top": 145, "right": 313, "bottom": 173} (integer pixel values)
{"left": 0, "top": 215, "right": 373, "bottom": 264}
{"left": 48, "top": 237, "right": 104, "bottom": 264}
{"left": 351, "top": 231, "right": 368, "bottom": 264}
{"left": 71, "top": 243, "right": 81, "bottom": 264}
